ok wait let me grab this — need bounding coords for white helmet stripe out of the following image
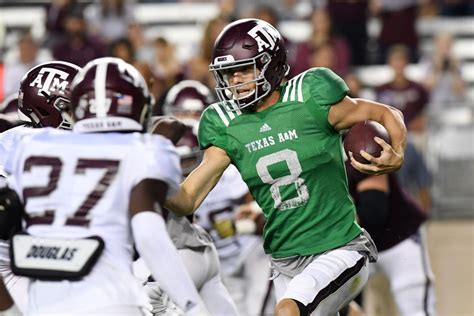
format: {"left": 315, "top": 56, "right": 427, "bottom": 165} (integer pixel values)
{"left": 94, "top": 62, "right": 108, "bottom": 118}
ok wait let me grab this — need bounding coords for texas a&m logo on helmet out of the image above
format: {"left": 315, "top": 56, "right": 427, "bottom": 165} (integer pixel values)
{"left": 18, "top": 61, "right": 81, "bottom": 129}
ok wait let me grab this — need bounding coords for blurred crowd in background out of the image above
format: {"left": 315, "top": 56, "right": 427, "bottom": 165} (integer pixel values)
{"left": 0, "top": 0, "right": 473, "bottom": 217}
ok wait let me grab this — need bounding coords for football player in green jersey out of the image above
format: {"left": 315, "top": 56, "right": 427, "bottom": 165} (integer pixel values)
{"left": 165, "top": 19, "right": 406, "bottom": 315}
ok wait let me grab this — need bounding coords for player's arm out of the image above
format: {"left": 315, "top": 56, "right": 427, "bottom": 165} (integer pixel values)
{"left": 328, "top": 96, "right": 406, "bottom": 174}
{"left": 165, "top": 146, "right": 231, "bottom": 216}
{"left": 355, "top": 174, "right": 390, "bottom": 233}
{"left": 0, "top": 275, "right": 20, "bottom": 315}
{"left": 129, "top": 179, "right": 207, "bottom": 315}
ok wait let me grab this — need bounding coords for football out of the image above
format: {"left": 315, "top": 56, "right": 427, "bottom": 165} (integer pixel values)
{"left": 343, "top": 120, "right": 391, "bottom": 164}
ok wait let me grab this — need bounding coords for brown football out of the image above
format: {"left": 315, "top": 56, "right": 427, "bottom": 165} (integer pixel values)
{"left": 343, "top": 120, "right": 391, "bottom": 164}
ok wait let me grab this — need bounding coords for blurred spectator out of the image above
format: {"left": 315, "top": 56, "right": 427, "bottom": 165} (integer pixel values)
{"left": 292, "top": 8, "right": 351, "bottom": 76}
{"left": 53, "top": 7, "right": 105, "bottom": 67}
{"left": 184, "top": 16, "right": 227, "bottom": 89}
{"left": 438, "top": 0, "right": 474, "bottom": 16}
{"left": 309, "top": 43, "right": 336, "bottom": 69}
{"left": 201, "top": 16, "right": 228, "bottom": 65}
{"left": 344, "top": 72, "right": 375, "bottom": 100}
{"left": 327, "top": 0, "right": 370, "bottom": 66}
{"left": 52, "top": 8, "right": 106, "bottom": 67}
{"left": 3, "top": 34, "right": 43, "bottom": 98}
{"left": 420, "top": 32, "right": 465, "bottom": 109}
{"left": 375, "top": 45, "right": 429, "bottom": 133}
{"left": 134, "top": 61, "right": 163, "bottom": 116}
{"left": 109, "top": 38, "right": 135, "bottom": 64}
{"left": 370, "top": 0, "right": 420, "bottom": 63}
{"left": 218, "top": 0, "right": 239, "bottom": 21}
{"left": 151, "top": 37, "right": 183, "bottom": 104}
{"left": 127, "top": 22, "right": 154, "bottom": 64}
{"left": 44, "top": 0, "right": 75, "bottom": 48}
{"left": 84, "top": 0, "right": 136, "bottom": 44}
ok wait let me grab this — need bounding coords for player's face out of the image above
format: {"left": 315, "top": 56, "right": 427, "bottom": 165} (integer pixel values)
{"left": 222, "top": 65, "right": 260, "bottom": 100}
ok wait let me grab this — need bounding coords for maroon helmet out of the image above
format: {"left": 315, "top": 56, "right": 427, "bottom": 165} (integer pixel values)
{"left": 162, "top": 80, "right": 214, "bottom": 134}
{"left": 209, "top": 18, "right": 289, "bottom": 110}
{"left": 160, "top": 80, "right": 213, "bottom": 175}
{"left": 70, "top": 57, "right": 151, "bottom": 133}
{"left": 0, "top": 117, "right": 16, "bottom": 133}
{"left": 18, "top": 61, "right": 81, "bottom": 129}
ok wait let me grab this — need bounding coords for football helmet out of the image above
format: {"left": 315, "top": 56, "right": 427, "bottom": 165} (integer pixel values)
{"left": 70, "top": 57, "right": 151, "bottom": 133}
{"left": 162, "top": 80, "right": 214, "bottom": 135}
{"left": 161, "top": 80, "right": 212, "bottom": 175}
{"left": 209, "top": 18, "right": 289, "bottom": 110}
{"left": 18, "top": 61, "right": 81, "bottom": 129}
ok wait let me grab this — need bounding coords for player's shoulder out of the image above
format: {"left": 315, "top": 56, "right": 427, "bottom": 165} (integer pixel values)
{"left": 303, "top": 67, "right": 346, "bottom": 87}
{"left": 0, "top": 125, "right": 51, "bottom": 148}
{"left": 201, "top": 100, "right": 243, "bottom": 128}
{"left": 280, "top": 67, "right": 347, "bottom": 104}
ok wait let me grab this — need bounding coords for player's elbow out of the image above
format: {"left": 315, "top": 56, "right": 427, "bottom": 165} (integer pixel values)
{"left": 164, "top": 193, "right": 195, "bottom": 217}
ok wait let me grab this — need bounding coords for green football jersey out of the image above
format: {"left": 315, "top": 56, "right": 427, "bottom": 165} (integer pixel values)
{"left": 198, "top": 67, "right": 362, "bottom": 258}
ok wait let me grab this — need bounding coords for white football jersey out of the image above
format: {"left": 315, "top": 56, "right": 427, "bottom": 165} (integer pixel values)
{"left": 195, "top": 165, "right": 261, "bottom": 260}
{"left": 3, "top": 127, "right": 181, "bottom": 313}
{"left": 0, "top": 125, "right": 34, "bottom": 276}
{"left": 0, "top": 125, "right": 34, "bottom": 170}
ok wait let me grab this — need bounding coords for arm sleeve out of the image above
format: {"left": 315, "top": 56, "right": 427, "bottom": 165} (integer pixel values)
{"left": 131, "top": 211, "right": 208, "bottom": 315}
{"left": 198, "top": 106, "right": 227, "bottom": 150}
{"left": 305, "top": 67, "right": 350, "bottom": 134}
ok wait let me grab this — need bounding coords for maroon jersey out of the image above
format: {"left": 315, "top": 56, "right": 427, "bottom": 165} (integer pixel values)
{"left": 345, "top": 161, "right": 427, "bottom": 251}
{"left": 375, "top": 80, "right": 429, "bottom": 126}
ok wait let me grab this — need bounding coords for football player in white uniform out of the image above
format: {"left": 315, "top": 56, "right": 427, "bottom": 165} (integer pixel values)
{"left": 0, "top": 61, "right": 82, "bottom": 313}
{"left": 3, "top": 58, "right": 207, "bottom": 315}
{"left": 163, "top": 80, "right": 273, "bottom": 315}
{"left": 138, "top": 81, "right": 239, "bottom": 315}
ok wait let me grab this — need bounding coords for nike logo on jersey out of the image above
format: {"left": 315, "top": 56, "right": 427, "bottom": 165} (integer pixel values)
{"left": 259, "top": 123, "right": 272, "bottom": 132}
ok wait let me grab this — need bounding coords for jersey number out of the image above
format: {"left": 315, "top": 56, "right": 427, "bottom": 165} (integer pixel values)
{"left": 256, "top": 149, "right": 309, "bottom": 211}
{"left": 22, "top": 156, "right": 120, "bottom": 227}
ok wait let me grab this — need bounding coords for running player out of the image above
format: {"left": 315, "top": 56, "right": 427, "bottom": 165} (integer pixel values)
{"left": 165, "top": 19, "right": 406, "bottom": 315}
{"left": 164, "top": 80, "right": 270, "bottom": 314}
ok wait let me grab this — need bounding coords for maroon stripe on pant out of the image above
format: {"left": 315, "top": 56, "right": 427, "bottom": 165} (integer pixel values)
{"left": 307, "top": 256, "right": 366, "bottom": 313}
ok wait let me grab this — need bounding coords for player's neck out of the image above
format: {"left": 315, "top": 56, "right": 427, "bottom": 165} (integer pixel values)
{"left": 255, "top": 90, "right": 280, "bottom": 112}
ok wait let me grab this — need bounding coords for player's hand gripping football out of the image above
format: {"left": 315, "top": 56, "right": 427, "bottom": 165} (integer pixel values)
{"left": 349, "top": 136, "right": 404, "bottom": 175}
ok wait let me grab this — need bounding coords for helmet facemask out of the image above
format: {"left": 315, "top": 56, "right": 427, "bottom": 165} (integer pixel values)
{"left": 20, "top": 91, "right": 73, "bottom": 130}
{"left": 210, "top": 52, "right": 273, "bottom": 111}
